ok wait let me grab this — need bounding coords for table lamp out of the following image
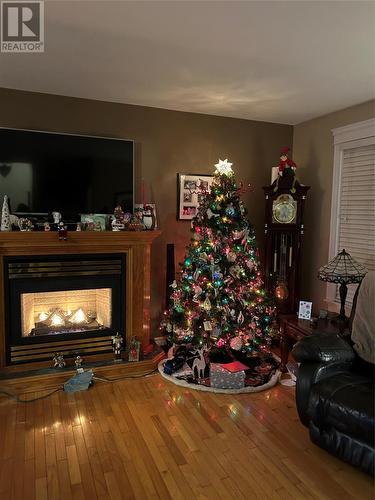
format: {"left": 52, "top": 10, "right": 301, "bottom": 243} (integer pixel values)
{"left": 318, "top": 249, "right": 367, "bottom": 323}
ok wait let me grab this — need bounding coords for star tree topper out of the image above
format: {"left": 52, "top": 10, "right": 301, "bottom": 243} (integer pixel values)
{"left": 214, "top": 158, "right": 233, "bottom": 176}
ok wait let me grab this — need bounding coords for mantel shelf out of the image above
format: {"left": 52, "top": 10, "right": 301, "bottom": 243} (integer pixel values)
{"left": 0, "top": 230, "right": 161, "bottom": 254}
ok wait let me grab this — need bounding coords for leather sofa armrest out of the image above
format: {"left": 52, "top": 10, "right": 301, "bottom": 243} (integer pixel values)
{"left": 295, "top": 361, "right": 353, "bottom": 427}
{"left": 292, "top": 332, "right": 355, "bottom": 364}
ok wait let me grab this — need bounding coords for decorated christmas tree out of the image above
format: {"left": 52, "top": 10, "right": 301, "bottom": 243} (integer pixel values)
{"left": 161, "top": 159, "right": 277, "bottom": 359}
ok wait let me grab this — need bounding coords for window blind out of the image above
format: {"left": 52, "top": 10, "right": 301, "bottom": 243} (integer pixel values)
{"left": 336, "top": 143, "right": 375, "bottom": 303}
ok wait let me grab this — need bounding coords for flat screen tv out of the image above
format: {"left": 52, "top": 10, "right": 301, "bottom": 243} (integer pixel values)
{"left": 0, "top": 128, "right": 134, "bottom": 223}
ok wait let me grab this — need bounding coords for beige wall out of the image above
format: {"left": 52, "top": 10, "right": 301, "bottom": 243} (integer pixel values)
{"left": 293, "top": 100, "right": 375, "bottom": 313}
{"left": 0, "top": 88, "right": 292, "bottom": 333}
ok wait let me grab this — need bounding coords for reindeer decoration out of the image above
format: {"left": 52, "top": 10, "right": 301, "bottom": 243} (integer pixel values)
{"left": 191, "top": 346, "right": 209, "bottom": 379}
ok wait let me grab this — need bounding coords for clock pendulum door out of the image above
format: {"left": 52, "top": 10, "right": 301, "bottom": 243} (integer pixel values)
{"left": 275, "top": 234, "right": 289, "bottom": 301}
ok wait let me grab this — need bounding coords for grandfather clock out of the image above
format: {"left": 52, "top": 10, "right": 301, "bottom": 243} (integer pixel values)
{"left": 263, "top": 176, "right": 310, "bottom": 315}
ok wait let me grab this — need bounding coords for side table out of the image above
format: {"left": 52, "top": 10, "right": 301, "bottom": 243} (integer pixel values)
{"left": 279, "top": 315, "right": 349, "bottom": 372}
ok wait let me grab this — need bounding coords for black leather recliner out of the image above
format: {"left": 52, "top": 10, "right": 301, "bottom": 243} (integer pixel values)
{"left": 292, "top": 271, "right": 375, "bottom": 475}
{"left": 292, "top": 331, "right": 374, "bottom": 475}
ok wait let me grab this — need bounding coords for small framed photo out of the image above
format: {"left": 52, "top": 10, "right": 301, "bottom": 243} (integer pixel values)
{"left": 80, "top": 214, "right": 108, "bottom": 231}
{"left": 177, "top": 173, "right": 214, "bottom": 220}
{"left": 298, "top": 301, "right": 313, "bottom": 320}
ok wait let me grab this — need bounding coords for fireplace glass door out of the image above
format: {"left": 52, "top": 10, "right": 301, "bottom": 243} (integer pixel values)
{"left": 21, "top": 288, "right": 112, "bottom": 337}
{"left": 5, "top": 254, "right": 125, "bottom": 364}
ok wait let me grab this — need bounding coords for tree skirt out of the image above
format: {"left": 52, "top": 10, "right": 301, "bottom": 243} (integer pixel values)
{"left": 158, "top": 358, "right": 281, "bottom": 394}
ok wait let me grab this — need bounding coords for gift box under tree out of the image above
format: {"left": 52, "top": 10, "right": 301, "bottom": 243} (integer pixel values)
{"left": 210, "top": 363, "right": 245, "bottom": 389}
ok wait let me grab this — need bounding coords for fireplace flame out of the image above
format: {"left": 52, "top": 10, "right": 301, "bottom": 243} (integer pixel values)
{"left": 39, "top": 312, "right": 49, "bottom": 321}
{"left": 70, "top": 308, "right": 88, "bottom": 324}
{"left": 50, "top": 313, "right": 65, "bottom": 327}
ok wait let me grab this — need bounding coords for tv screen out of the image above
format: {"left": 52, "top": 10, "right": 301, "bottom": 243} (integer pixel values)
{"left": 0, "top": 128, "right": 134, "bottom": 223}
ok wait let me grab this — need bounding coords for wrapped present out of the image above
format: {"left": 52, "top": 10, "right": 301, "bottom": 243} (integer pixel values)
{"left": 210, "top": 363, "right": 245, "bottom": 389}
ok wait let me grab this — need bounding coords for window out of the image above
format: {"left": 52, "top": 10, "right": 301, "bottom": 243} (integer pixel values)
{"left": 327, "top": 119, "right": 375, "bottom": 306}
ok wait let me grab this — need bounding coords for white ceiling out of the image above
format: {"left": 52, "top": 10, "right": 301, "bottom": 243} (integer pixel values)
{"left": 1, "top": 0, "right": 374, "bottom": 125}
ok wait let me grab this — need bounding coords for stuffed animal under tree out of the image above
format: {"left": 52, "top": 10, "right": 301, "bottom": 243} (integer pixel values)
{"left": 161, "top": 159, "right": 277, "bottom": 358}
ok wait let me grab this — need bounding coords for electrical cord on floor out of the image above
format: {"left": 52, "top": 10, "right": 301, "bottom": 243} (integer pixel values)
{"left": 0, "top": 386, "right": 63, "bottom": 403}
{"left": 0, "top": 367, "right": 159, "bottom": 402}
{"left": 93, "top": 368, "right": 158, "bottom": 382}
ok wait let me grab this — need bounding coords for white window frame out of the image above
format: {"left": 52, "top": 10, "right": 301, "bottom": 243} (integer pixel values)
{"left": 326, "top": 118, "right": 375, "bottom": 309}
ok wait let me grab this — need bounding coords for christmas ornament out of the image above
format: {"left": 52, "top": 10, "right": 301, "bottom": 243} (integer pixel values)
{"left": 232, "top": 229, "right": 245, "bottom": 240}
{"left": 202, "top": 297, "right": 212, "bottom": 311}
{"left": 237, "top": 311, "right": 244, "bottom": 325}
{"left": 230, "top": 336, "right": 243, "bottom": 351}
{"left": 227, "top": 252, "right": 237, "bottom": 262}
{"left": 225, "top": 204, "right": 236, "bottom": 216}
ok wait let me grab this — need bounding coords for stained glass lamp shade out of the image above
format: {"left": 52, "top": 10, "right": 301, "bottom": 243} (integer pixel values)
{"left": 318, "top": 249, "right": 367, "bottom": 322}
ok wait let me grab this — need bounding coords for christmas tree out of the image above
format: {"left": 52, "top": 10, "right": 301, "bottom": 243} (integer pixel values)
{"left": 161, "top": 159, "right": 277, "bottom": 357}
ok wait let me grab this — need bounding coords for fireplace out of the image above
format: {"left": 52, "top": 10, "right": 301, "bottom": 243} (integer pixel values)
{"left": 4, "top": 254, "right": 125, "bottom": 364}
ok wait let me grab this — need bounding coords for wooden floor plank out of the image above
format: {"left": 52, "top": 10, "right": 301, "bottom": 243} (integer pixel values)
{"left": 0, "top": 374, "right": 372, "bottom": 500}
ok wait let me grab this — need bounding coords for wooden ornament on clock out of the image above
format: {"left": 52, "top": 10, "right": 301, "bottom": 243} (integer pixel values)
{"left": 263, "top": 151, "right": 310, "bottom": 315}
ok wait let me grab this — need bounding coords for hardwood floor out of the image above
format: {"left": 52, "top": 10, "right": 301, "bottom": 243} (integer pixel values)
{"left": 0, "top": 373, "right": 373, "bottom": 499}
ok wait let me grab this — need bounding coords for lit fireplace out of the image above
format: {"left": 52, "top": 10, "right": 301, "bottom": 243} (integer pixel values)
{"left": 5, "top": 254, "right": 125, "bottom": 364}
{"left": 21, "top": 288, "right": 112, "bottom": 337}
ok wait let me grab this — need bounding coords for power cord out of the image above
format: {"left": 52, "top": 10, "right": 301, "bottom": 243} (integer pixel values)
{"left": 0, "top": 387, "right": 63, "bottom": 403}
{"left": 93, "top": 368, "right": 158, "bottom": 382}
{"left": 0, "top": 367, "right": 159, "bottom": 402}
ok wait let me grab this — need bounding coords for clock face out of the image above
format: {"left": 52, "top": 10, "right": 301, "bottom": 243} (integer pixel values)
{"left": 272, "top": 194, "right": 297, "bottom": 224}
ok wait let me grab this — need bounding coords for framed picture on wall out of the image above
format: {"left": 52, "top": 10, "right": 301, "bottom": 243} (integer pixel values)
{"left": 177, "top": 173, "right": 214, "bottom": 220}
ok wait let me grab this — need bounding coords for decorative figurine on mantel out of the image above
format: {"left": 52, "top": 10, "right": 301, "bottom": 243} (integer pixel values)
{"left": 58, "top": 221, "right": 68, "bottom": 240}
{"left": 142, "top": 204, "right": 156, "bottom": 230}
{"left": 76, "top": 222, "right": 82, "bottom": 231}
{"left": 112, "top": 204, "right": 126, "bottom": 231}
{"left": 1, "top": 195, "right": 11, "bottom": 231}
{"left": 112, "top": 332, "right": 124, "bottom": 361}
{"left": 53, "top": 352, "right": 66, "bottom": 368}
{"left": 52, "top": 211, "right": 62, "bottom": 224}
{"left": 18, "top": 217, "right": 33, "bottom": 231}
{"left": 44, "top": 222, "right": 51, "bottom": 231}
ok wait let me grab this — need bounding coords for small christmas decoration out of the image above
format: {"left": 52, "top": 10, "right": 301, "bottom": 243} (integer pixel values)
{"left": 142, "top": 204, "right": 156, "bottom": 230}
{"left": 53, "top": 352, "right": 66, "bottom": 368}
{"left": 128, "top": 336, "right": 141, "bottom": 362}
{"left": 76, "top": 223, "right": 82, "bottom": 231}
{"left": 52, "top": 211, "right": 62, "bottom": 224}
{"left": 191, "top": 346, "right": 209, "bottom": 379}
{"left": 75, "top": 355, "right": 83, "bottom": 369}
{"left": 18, "top": 218, "right": 33, "bottom": 231}
{"left": 112, "top": 204, "right": 129, "bottom": 230}
{"left": 44, "top": 222, "right": 51, "bottom": 231}
{"left": 273, "top": 147, "right": 298, "bottom": 193}
{"left": 58, "top": 221, "right": 68, "bottom": 240}
{"left": 112, "top": 332, "right": 124, "bottom": 360}
{"left": 1, "top": 195, "right": 11, "bottom": 231}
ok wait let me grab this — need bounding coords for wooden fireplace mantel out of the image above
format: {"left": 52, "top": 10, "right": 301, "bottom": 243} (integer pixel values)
{"left": 0, "top": 230, "right": 161, "bottom": 370}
